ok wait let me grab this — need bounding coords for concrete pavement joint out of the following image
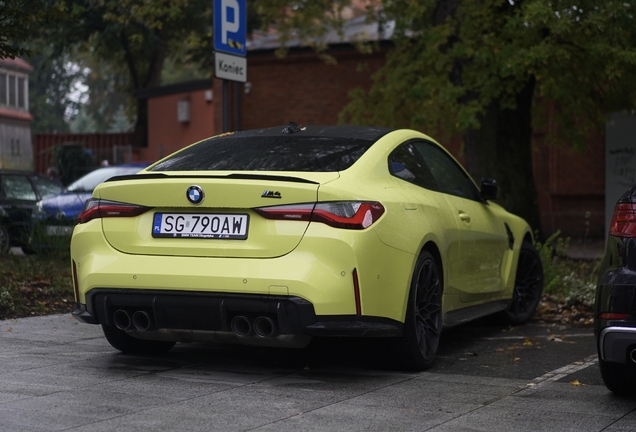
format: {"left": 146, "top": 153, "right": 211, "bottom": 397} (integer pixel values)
{"left": 242, "top": 374, "right": 425, "bottom": 431}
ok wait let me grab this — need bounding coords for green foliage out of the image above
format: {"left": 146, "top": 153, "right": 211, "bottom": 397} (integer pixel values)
{"left": 32, "top": 0, "right": 213, "bottom": 135}
{"left": 0, "top": 0, "right": 64, "bottom": 59}
{"left": 535, "top": 231, "right": 601, "bottom": 307}
{"left": 341, "top": 0, "right": 636, "bottom": 147}
{"left": 0, "top": 254, "right": 73, "bottom": 320}
{"left": 26, "top": 47, "right": 84, "bottom": 133}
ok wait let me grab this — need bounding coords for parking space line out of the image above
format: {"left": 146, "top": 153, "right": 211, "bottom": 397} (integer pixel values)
{"left": 480, "top": 333, "right": 593, "bottom": 341}
{"left": 526, "top": 354, "right": 598, "bottom": 388}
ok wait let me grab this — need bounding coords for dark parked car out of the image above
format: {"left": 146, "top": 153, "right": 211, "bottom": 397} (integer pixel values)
{"left": 32, "top": 163, "right": 149, "bottom": 247}
{"left": 0, "top": 170, "right": 62, "bottom": 253}
{"left": 596, "top": 185, "right": 636, "bottom": 394}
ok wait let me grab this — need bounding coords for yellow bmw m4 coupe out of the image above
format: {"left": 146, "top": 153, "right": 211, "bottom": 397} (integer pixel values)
{"left": 70, "top": 123, "right": 543, "bottom": 370}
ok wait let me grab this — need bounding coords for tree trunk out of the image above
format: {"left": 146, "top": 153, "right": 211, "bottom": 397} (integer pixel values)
{"left": 463, "top": 77, "right": 542, "bottom": 236}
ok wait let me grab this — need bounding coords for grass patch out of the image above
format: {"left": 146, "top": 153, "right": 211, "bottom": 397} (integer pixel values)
{"left": 0, "top": 252, "right": 74, "bottom": 320}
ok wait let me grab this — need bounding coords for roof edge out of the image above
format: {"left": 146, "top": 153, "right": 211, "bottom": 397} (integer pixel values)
{"left": 134, "top": 78, "right": 212, "bottom": 100}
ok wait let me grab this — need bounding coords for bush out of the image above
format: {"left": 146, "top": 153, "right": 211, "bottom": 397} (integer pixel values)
{"left": 535, "top": 231, "right": 601, "bottom": 308}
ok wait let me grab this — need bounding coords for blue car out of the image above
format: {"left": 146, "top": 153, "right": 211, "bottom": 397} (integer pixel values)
{"left": 32, "top": 164, "right": 149, "bottom": 247}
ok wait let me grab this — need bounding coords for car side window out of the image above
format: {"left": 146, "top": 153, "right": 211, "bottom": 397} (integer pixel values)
{"left": 388, "top": 143, "right": 439, "bottom": 191}
{"left": 413, "top": 141, "right": 481, "bottom": 201}
{"left": 2, "top": 175, "right": 37, "bottom": 201}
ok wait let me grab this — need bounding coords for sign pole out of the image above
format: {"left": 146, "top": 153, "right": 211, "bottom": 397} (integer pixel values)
{"left": 223, "top": 80, "right": 229, "bottom": 133}
{"left": 213, "top": 0, "right": 247, "bottom": 134}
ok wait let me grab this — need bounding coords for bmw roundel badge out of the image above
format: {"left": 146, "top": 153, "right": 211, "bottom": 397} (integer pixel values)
{"left": 186, "top": 185, "right": 204, "bottom": 205}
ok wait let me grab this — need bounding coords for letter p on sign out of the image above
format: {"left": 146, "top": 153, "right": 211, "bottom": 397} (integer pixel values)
{"left": 214, "top": 0, "right": 246, "bottom": 56}
{"left": 221, "top": 0, "right": 239, "bottom": 44}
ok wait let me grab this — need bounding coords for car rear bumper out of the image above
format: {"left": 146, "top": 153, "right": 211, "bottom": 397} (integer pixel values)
{"left": 599, "top": 326, "right": 636, "bottom": 364}
{"left": 71, "top": 218, "right": 415, "bottom": 322}
{"left": 72, "top": 289, "right": 403, "bottom": 339}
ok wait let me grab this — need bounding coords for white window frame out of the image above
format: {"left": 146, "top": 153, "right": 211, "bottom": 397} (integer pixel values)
{"left": 0, "top": 68, "right": 29, "bottom": 111}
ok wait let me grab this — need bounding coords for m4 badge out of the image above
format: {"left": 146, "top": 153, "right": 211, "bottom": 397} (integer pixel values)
{"left": 261, "top": 190, "right": 282, "bottom": 199}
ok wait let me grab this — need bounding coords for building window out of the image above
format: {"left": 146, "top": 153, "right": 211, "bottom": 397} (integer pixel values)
{"left": 8, "top": 75, "right": 16, "bottom": 106}
{"left": 0, "top": 71, "right": 28, "bottom": 109}
{"left": 17, "top": 77, "right": 25, "bottom": 108}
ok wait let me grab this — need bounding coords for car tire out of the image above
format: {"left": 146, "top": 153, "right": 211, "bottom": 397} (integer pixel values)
{"left": 0, "top": 225, "right": 10, "bottom": 254}
{"left": 390, "top": 250, "right": 443, "bottom": 371}
{"left": 499, "top": 241, "right": 544, "bottom": 325}
{"left": 599, "top": 359, "right": 636, "bottom": 395}
{"left": 102, "top": 324, "right": 176, "bottom": 354}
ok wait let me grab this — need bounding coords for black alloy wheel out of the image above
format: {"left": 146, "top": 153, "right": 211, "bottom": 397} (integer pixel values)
{"left": 392, "top": 250, "right": 443, "bottom": 370}
{"left": 502, "top": 241, "right": 544, "bottom": 325}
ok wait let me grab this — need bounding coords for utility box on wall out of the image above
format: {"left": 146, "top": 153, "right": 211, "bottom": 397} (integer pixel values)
{"left": 606, "top": 112, "right": 636, "bottom": 237}
{"left": 177, "top": 100, "right": 191, "bottom": 123}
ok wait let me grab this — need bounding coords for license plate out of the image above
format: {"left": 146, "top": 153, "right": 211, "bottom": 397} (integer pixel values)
{"left": 46, "top": 225, "right": 74, "bottom": 236}
{"left": 152, "top": 213, "right": 249, "bottom": 239}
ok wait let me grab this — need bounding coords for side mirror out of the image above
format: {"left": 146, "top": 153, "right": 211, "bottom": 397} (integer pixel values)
{"left": 480, "top": 178, "right": 499, "bottom": 201}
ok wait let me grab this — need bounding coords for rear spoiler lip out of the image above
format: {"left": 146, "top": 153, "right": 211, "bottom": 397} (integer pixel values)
{"left": 105, "top": 173, "right": 320, "bottom": 185}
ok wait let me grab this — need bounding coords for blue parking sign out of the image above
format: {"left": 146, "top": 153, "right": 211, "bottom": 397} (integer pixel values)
{"left": 214, "top": 0, "right": 247, "bottom": 57}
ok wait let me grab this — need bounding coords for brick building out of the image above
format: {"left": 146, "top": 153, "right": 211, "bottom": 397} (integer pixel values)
{"left": 0, "top": 57, "right": 34, "bottom": 170}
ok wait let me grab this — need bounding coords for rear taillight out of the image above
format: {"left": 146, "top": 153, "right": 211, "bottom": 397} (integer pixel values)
{"left": 254, "top": 201, "right": 385, "bottom": 229}
{"left": 77, "top": 198, "right": 149, "bottom": 224}
{"left": 598, "top": 313, "right": 629, "bottom": 320}
{"left": 609, "top": 203, "right": 636, "bottom": 237}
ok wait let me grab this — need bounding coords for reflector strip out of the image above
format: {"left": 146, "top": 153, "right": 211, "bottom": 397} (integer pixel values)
{"left": 352, "top": 268, "right": 361, "bottom": 315}
{"left": 72, "top": 260, "right": 80, "bottom": 302}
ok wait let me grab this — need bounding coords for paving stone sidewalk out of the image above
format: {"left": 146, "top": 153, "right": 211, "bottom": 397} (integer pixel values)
{"left": 0, "top": 314, "right": 634, "bottom": 432}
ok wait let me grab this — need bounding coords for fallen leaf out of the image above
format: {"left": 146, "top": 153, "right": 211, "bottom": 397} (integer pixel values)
{"left": 6, "top": 328, "right": 12, "bottom": 332}
{"left": 495, "top": 348, "right": 505, "bottom": 353}
{"left": 523, "top": 338, "right": 533, "bottom": 346}
{"left": 514, "top": 357, "right": 520, "bottom": 362}
{"left": 570, "top": 379, "right": 585, "bottom": 387}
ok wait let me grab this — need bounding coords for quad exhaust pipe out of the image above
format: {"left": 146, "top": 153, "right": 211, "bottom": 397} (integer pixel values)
{"left": 113, "top": 309, "right": 155, "bottom": 331}
{"left": 230, "top": 315, "right": 279, "bottom": 338}
{"left": 114, "top": 310, "right": 279, "bottom": 338}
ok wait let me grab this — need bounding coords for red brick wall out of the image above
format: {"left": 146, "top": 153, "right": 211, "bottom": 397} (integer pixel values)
{"left": 139, "top": 88, "right": 214, "bottom": 163}
{"left": 214, "top": 48, "right": 388, "bottom": 132}
{"left": 532, "top": 131, "right": 605, "bottom": 238}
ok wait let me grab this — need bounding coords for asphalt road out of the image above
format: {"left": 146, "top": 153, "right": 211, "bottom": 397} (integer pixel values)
{"left": 0, "top": 314, "right": 634, "bottom": 432}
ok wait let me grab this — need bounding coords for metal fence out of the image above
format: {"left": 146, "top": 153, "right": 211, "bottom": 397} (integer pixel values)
{"left": 33, "top": 132, "right": 135, "bottom": 178}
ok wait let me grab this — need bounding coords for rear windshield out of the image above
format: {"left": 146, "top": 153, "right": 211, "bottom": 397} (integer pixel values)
{"left": 150, "top": 136, "right": 374, "bottom": 172}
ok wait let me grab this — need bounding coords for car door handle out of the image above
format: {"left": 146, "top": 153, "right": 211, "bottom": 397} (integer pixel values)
{"left": 458, "top": 211, "right": 471, "bottom": 223}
